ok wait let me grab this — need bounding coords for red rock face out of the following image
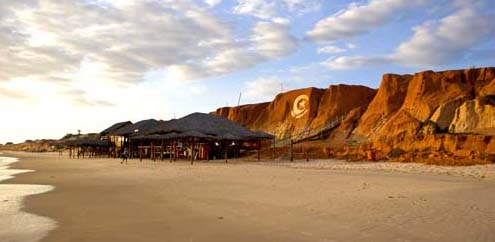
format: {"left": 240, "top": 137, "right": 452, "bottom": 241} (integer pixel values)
{"left": 355, "top": 67, "right": 495, "bottom": 140}
{"left": 213, "top": 85, "right": 376, "bottom": 139}
{"left": 213, "top": 67, "right": 495, "bottom": 162}
{"left": 354, "top": 73, "right": 412, "bottom": 139}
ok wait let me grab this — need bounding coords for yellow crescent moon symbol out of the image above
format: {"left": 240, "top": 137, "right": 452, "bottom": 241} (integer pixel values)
{"left": 291, "top": 94, "right": 309, "bottom": 119}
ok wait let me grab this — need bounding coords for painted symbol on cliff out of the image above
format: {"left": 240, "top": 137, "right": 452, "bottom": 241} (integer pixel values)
{"left": 291, "top": 94, "right": 309, "bottom": 119}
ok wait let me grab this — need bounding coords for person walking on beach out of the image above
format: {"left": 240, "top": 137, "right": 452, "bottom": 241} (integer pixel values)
{"left": 121, "top": 147, "right": 129, "bottom": 165}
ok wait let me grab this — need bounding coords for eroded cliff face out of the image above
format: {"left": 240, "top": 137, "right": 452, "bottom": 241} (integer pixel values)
{"left": 213, "top": 67, "right": 495, "bottom": 164}
{"left": 213, "top": 85, "right": 377, "bottom": 139}
{"left": 354, "top": 67, "right": 495, "bottom": 140}
{"left": 353, "top": 73, "right": 411, "bottom": 139}
{"left": 449, "top": 96, "right": 495, "bottom": 134}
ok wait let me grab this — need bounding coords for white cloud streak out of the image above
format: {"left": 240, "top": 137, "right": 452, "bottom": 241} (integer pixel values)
{"left": 233, "top": 0, "right": 321, "bottom": 20}
{"left": 307, "top": 0, "right": 427, "bottom": 43}
{"left": 322, "top": 3, "right": 495, "bottom": 69}
{"left": 244, "top": 76, "right": 283, "bottom": 101}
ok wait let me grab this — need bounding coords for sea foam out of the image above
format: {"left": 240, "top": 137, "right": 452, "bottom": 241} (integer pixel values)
{"left": 0, "top": 156, "right": 57, "bottom": 242}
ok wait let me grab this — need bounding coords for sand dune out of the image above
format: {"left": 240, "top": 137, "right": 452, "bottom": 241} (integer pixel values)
{"left": 3, "top": 151, "right": 495, "bottom": 242}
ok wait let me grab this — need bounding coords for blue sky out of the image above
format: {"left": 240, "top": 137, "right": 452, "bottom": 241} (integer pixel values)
{"left": 0, "top": 0, "right": 494, "bottom": 143}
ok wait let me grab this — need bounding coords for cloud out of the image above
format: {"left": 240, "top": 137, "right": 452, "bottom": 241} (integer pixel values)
{"left": 194, "top": 21, "right": 297, "bottom": 79}
{"left": 0, "top": 0, "right": 300, "bottom": 89}
{"left": 391, "top": 6, "right": 495, "bottom": 66}
{"left": 244, "top": 76, "right": 283, "bottom": 101}
{"left": 205, "top": 0, "right": 222, "bottom": 7}
{"left": 62, "top": 89, "right": 115, "bottom": 107}
{"left": 0, "top": 1, "right": 234, "bottom": 85}
{"left": 322, "top": 56, "right": 390, "bottom": 70}
{"left": 317, "top": 45, "right": 346, "bottom": 54}
{"left": 322, "top": 4, "right": 495, "bottom": 69}
{"left": 0, "top": 87, "right": 26, "bottom": 99}
{"left": 252, "top": 21, "right": 297, "bottom": 58}
{"left": 307, "top": 0, "right": 426, "bottom": 43}
{"left": 233, "top": 0, "right": 321, "bottom": 20}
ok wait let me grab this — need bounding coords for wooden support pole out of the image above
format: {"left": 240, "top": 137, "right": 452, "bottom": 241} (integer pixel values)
{"left": 173, "top": 140, "right": 177, "bottom": 162}
{"left": 290, "top": 139, "right": 294, "bottom": 162}
{"left": 225, "top": 141, "right": 228, "bottom": 163}
{"left": 190, "top": 140, "right": 195, "bottom": 165}
{"left": 257, "top": 139, "right": 261, "bottom": 161}
{"left": 272, "top": 138, "right": 275, "bottom": 160}
{"left": 128, "top": 138, "right": 132, "bottom": 159}
{"left": 161, "top": 139, "right": 164, "bottom": 161}
{"left": 151, "top": 141, "right": 154, "bottom": 161}
{"left": 207, "top": 143, "right": 210, "bottom": 162}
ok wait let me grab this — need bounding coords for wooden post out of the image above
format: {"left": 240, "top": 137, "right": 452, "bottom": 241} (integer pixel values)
{"left": 170, "top": 141, "right": 174, "bottom": 162}
{"left": 128, "top": 138, "right": 132, "bottom": 159}
{"left": 173, "top": 140, "right": 177, "bottom": 162}
{"left": 151, "top": 141, "right": 154, "bottom": 161}
{"left": 190, "top": 140, "right": 195, "bottom": 165}
{"left": 225, "top": 141, "right": 228, "bottom": 163}
{"left": 207, "top": 143, "right": 210, "bottom": 162}
{"left": 272, "top": 138, "right": 275, "bottom": 160}
{"left": 290, "top": 139, "right": 294, "bottom": 162}
{"left": 257, "top": 139, "right": 261, "bottom": 161}
{"left": 161, "top": 139, "right": 164, "bottom": 161}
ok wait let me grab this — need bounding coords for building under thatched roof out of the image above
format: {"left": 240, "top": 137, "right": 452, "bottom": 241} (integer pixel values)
{"left": 100, "top": 121, "right": 133, "bottom": 136}
{"left": 141, "top": 112, "right": 273, "bottom": 141}
{"left": 112, "top": 119, "right": 165, "bottom": 137}
{"left": 64, "top": 139, "right": 111, "bottom": 147}
{"left": 96, "top": 113, "right": 273, "bottom": 161}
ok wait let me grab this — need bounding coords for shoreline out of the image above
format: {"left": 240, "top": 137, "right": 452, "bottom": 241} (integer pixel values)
{"left": 0, "top": 153, "right": 57, "bottom": 242}
{"left": 4, "top": 151, "right": 495, "bottom": 242}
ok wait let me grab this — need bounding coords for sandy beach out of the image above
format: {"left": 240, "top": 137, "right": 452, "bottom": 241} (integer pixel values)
{"left": 2, "top": 151, "right": 495, "bottom": 242}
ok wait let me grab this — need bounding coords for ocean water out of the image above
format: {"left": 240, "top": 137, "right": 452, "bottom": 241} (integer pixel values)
{"left": 0, "top": 156, "right": 57, "bottom": 242}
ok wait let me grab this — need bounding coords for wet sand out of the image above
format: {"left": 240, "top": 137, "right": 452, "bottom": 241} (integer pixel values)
{"left": 3, "top": 151, "right": 495, "bottom": 242}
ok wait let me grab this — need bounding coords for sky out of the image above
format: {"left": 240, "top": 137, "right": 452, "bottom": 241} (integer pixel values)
{"left": 0, "top": 0, "right": 494, "bottom": 144}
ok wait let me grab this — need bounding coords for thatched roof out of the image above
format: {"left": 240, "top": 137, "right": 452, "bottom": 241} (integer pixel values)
{"left": 135, "top": 112, "right": 273, "bottom": 141}
{"left": 113, "top": 119, "right": 164, "bottom": 136}
{"left": 65, "top": 139, "right": 111, "bottom": 147}
{"left": 132, "top": 131, "right": 216, "bottom": 141}
{"left": 100, "top": 121, "right": 133, "bottom": 136}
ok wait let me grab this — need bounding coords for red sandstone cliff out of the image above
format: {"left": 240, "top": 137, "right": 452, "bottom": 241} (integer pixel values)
{"left": 213, "top": 85, "right": 377, "bottom": 139}
{"left": 213, "top": 67, "right": 495, "bottom": 164}
{"left": 354, "top": 67, "right": 495, "bottom": 140}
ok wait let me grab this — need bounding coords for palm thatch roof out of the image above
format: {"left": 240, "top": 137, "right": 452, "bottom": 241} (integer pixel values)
{"left": 100, "top": 121, "right": 133, "bottom": 136}
{"left": 113, "top": 119, "right": 164, "bottom": 136}
{"left": 58, "top": 133, "right": 110, "bottom": 147}
{"left": 136, "top": 112, "right": 273, "bottom": 141}
{"left": 65, "top": 139, "right": 111, "bottom": 147}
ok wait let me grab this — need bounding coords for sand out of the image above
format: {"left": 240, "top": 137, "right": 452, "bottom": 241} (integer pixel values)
{"left": 2, "top": 151, "right": 495, "bottom": 242}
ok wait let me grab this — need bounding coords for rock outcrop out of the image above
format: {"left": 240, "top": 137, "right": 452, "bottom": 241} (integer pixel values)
{"left": 213, "top": 67, "right": 495, "bottom": 164}
{"left": 354, "top": 67, "right": 495, "bottom": 139}
{"left": 449, "top": 96, "right": 495, "bottom": 134}
{"left": 354, "top": 73, "right": 411, "bottom": 139}
{"left": 213, "top": 85, "right": 377, "bottom": 139}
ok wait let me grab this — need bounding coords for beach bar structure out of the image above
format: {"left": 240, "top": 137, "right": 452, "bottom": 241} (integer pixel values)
{"left": 108, "top": 119, "right": 165, "bottom": 158}
{"left": 63, "top": 138, "right": 112, "bottom": 159}
{"left": 125, "top": 113, "right": 273, "bottom": 163}
{"left": 100, "top": 121, "right": 133, "bottom": 157}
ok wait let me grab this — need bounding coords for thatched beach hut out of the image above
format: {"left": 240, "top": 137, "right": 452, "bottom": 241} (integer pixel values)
{"left": 100, "top": 121, "right": 132, "bottom": 157}
{"left": 110, "top": 119, "right": 166, "bottom": 158}
{"left": 129, "top": 113, "right": 273, "bottom": 163}
{"left": 60, "top": 134, "right": 111, "bottom": 158}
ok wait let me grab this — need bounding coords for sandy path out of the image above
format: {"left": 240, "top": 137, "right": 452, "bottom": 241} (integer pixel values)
{"left": 3, "top": 151, "right": 495, "bottom": 242}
